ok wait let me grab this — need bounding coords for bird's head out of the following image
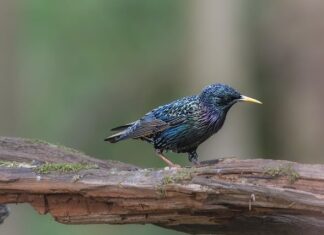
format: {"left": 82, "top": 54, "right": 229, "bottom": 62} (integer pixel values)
{"left": 199, "top": 83, "right": 262, "bottom": 111}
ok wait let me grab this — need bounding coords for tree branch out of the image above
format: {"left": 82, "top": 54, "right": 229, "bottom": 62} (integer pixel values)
{"left": 0, "top": 137, "right": 324, "bottom": 234}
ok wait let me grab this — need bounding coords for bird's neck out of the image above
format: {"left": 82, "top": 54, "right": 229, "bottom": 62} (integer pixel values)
{"left": 199, "top": 98, "right": 237, "bottom": 133}
{"left": 201, "top": 99, "right": 237, "bottom": 130}
{"left": 201, "top": 100, "right": 233, "bottom": 116}
{"left": 200, "top": 102, "right": 224, "bottom": 123}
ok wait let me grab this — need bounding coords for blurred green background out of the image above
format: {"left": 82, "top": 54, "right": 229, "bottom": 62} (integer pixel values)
{"left": 1, "top": 0, "right": 324, "bottom": 234}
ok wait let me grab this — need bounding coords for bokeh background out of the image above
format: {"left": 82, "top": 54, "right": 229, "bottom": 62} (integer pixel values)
{"left": 1, "top": 0, "right": 324, "bottom": 234}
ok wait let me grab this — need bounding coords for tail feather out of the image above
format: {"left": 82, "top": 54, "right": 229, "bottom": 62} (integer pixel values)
{"left": 104, "top": 131, "right": 127, "bottom": 143}
{"left": 110, "top": 122, "right": 135, "bottom": 131}
{"left": 106, "top": 122, "right": 136, "bottom": 143}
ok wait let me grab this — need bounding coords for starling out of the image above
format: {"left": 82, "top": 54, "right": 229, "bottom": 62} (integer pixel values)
{"left": 105, "top": 83, "right": 262, "bottom": 167}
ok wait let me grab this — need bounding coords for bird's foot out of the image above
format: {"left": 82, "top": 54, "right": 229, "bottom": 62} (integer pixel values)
{"left": 188, "top": 151, "right": 200, "bottom": 167}
{"left": 188, "top": 159, "right": 201, "bottom": 168}
{"left": 164, "top": 164, "right": 181, "bottom": 170}
{"left": 155, "top": 150, "right": 181, "bottom": 169}
{"left": 162, "top": 158, "right": 182, "bottom": 169}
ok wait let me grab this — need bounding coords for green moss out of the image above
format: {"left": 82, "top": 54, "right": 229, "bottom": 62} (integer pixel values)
{"left": 0, "top": 160, "right": 27, "bottom": 168}
{"left": 264, "top": 163, "right": 300, "bottom": 183}
{"left": 156, "top": 168, "right": 196, "bottom": 197}
{"left": 155, "top": 185, "right": 167, "bottom": 198}
{"left": 161, "top": 168, "right": 195, "bottom": 185}
{"left": 35, "top": 162, "right": 97, "bottom": 174}
{"left": 162, "top": 175, "right": 174, "bottom": 184}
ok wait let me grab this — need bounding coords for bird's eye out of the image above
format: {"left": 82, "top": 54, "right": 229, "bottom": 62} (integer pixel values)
{"left": 223, "top": 96, "right": 232, "bottom": 102}
{"left": 222, "top": 95, "right": 238, "bottom": 104}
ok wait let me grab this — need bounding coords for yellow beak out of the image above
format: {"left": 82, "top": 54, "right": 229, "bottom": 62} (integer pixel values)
{"left": 239, "top": 95, "right": 262, "bottom": 104}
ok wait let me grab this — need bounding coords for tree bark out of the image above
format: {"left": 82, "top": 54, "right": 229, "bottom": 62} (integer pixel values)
{"left": 0, "top": 137, "right": 324, "bottom": 234}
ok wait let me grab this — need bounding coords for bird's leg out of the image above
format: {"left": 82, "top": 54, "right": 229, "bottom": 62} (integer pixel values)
{"left": 188, "top": 150, "right": 200, "bottom": 166}
{"left": 155, "top": 149, "right": 180, "bottom": 168}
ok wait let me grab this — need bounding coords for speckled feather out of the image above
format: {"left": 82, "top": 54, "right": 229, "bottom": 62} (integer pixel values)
{"left": 105, "top": 84, "right": 249, "bottom": 164}
{"left": 151, "top": 95, "right": 223, "bottom": 152}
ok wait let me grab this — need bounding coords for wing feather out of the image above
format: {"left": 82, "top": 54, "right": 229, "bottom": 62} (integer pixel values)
{"left": 126, "top": 96, "right": 199, "bottom": 140}
{"left": 126, "top": 118, "right": 169, "bottom": 139}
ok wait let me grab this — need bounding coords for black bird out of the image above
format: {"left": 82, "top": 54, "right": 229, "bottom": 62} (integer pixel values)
{"left": 105, "top": 83, "right": 261, "bottom": 167}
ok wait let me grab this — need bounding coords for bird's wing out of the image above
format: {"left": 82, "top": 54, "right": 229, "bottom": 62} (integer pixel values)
{"left": 154, "top": 96, "right": 199, "bottom": 124}
{"left": 125, "top": 117, "right": 170, "bottom": 139}
{"left": 126, "top": 96, "right": 198, "bottom": 139}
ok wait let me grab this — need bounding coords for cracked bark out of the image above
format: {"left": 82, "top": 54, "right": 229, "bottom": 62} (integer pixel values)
{"left": 0, "top": 137, "right": 324, "bottom": 234}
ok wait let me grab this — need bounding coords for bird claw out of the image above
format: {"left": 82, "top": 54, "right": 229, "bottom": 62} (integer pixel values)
{"left": 156, "top": 150, "right": 182, "bottom": 169}
{"left": 164, "top": 164, "right": 181, "bottom": 170}
{"left": 170, "top": 164, "right": 181, "bottom": 169}
{"left": 192, "top": 162, "right": 201, "bottom": 168}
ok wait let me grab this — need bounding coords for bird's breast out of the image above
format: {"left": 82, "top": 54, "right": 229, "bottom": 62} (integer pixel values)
{"left": 201, "top": 109, "right": 226, "bottom": 133}
{"left": 153, "top": 111, "right": 227, "bottom": 153}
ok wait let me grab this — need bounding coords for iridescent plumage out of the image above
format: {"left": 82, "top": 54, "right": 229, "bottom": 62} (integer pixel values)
{"left": 105, "top": 83, "right": 261, "bottom": 167}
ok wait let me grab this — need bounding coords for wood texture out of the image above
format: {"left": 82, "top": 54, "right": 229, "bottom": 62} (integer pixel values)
{"left": 0, "top": 137, "right": 324, "bottom": 234}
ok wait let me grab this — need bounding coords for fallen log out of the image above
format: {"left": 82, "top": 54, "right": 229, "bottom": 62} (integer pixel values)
{"left": 0, "top": 137, "right": 324, "bottom": 234}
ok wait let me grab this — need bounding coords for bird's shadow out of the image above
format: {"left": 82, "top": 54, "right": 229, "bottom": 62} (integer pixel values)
{"left": 196, "top": 157, "right": 239, "bottom": 167}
